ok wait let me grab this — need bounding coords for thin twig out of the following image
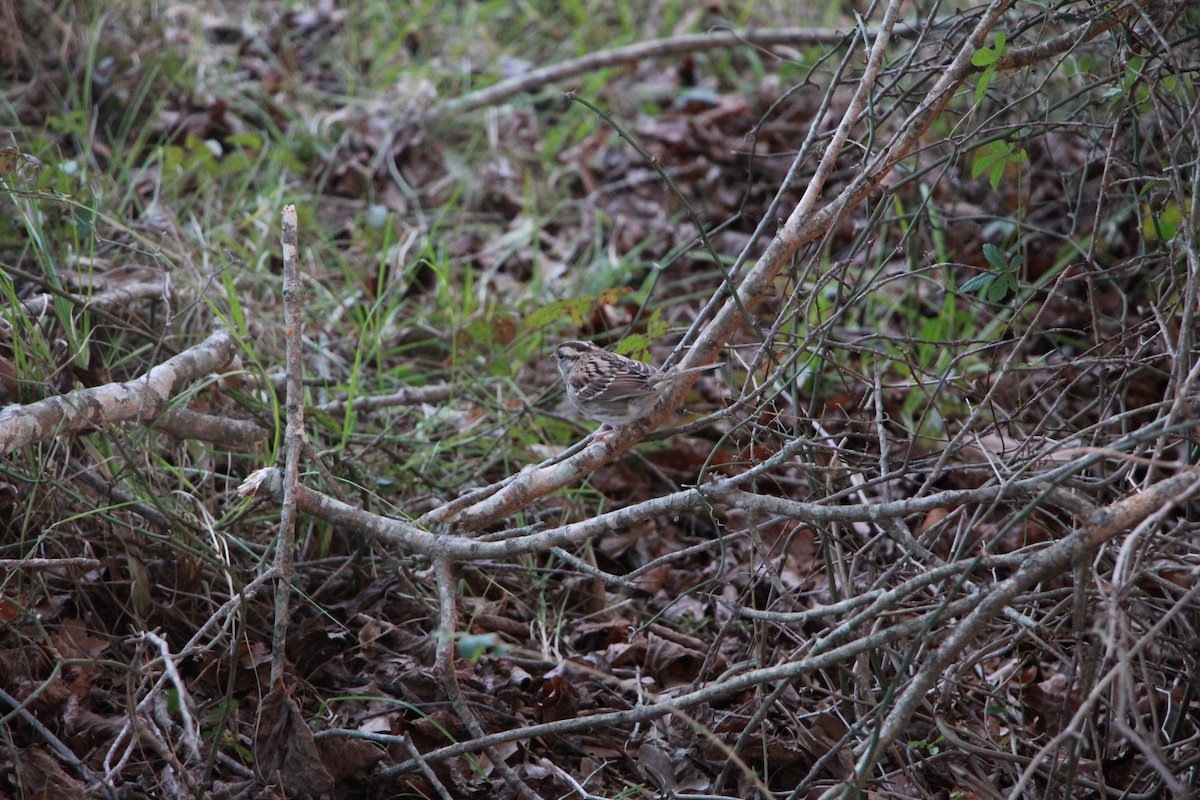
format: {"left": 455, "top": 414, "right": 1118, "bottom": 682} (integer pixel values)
{"left": 432, "top": 558, "right": 540, "bottom": 800}
{"left": 270, "top": 203, "right": 304, "bottom": 686}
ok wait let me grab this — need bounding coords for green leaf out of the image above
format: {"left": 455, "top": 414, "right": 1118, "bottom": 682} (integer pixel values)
{"left": 960, "top": 272, "right": 995, "bottom": 295}
{"left": 971, "top": 32, "right": 1006, "bottom": 103}
{"left": 521, "top": 287, "right": 632, "bottom": 333}
{"left": 971, "top": 139, "right": 1028, "bottom": 191}
{"left": 615, "top": 333, "right": 650, "bottom": 358}
{"left": 464, "top": 318, "right": 493, "bottom": 347}
{"left": 963, "top": 244, "right": 1020, "bottom": 303}
{"left": 983, "top": 277, "right": 1008, "bottom": 303}
{"left": 614, "top": 309, "right": 668, "bottom": 359}
{"left": 226, "top": 132, "right": 264, "bottom": 150}
{"left": 645, "top": 307, "right": 669, "bottom": 340}
{"left": 982, "top": 243, "right": 1007, "bottom": 269}
{"left": 1144, "top": 201, "right": 1182, "bottom": 242}
{"left": 972, "top": 49, "right": 997, "bottom": 67}
{"left": 994, "top": 270, "right": 1019, "bottom": 301}
{"left": 456, "top": 632, "right": 509, "bottom": 663}
{"left": 522, "top": 297, "right": 590, "bottom": 332}
{"left": 974, "top": 64, "right": 994, "bottom": 103}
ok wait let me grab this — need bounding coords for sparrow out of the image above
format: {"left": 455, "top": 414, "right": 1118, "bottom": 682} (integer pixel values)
{"left": 553, "top": 339, "right": 721, "bottom": 427}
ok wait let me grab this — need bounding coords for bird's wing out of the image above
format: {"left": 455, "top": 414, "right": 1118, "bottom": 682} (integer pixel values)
{"left": 573, "top": 361, "right": 655, "bottom": 402}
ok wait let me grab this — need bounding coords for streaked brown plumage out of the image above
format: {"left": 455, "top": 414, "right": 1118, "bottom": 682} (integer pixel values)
{"left": 553, "top": 340, "right": 721, "bottom": 427}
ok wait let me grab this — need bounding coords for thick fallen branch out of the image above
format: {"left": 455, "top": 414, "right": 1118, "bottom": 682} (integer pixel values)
{"left": 0, "top": 326, "right": 242, "bottom": 455}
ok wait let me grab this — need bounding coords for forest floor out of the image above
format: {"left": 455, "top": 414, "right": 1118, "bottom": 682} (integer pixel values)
{"left": 2, "top": 1, "right": 1199, "bottom": 799}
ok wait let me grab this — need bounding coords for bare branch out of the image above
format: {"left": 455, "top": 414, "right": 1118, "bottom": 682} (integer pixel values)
{"left": 0, "top": 326, "right": 240, "bottom": 455}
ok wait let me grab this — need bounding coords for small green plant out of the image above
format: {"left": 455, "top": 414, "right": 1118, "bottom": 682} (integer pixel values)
{"left": 1142, "top": 193, "right": 1186, "bottom": 243}
{"left": 971, "top": 137, "right": 1028, "bottom": 192}
{"left": 972, "top": 31, "right": 1007, "bottom": 103}
{"left": 906, "top": 733, "right": 946, "bottom": 755}
{"left": 961, "top": 243, "right": 1020, "bottom": 303}
{"left": 432, "top": 630, "right": 512, "bottom": 663}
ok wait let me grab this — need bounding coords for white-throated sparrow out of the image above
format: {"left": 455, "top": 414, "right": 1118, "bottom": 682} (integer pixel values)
{"left": 553, "top": 339, "right": 721, "bottom": 427}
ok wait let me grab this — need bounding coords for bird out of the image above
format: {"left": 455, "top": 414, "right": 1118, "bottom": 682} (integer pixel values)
{"left": 552, "top": 339, "right": 722, "bottom": 428}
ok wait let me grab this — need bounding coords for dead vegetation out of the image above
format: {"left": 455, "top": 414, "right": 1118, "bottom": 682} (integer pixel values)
{"left": 2, "top": 1, "right": 1200, "bottom": 798}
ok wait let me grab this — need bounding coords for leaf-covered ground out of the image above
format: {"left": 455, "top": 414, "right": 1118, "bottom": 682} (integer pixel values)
{"left": 2, "top": 2, "right": 1200, "bottom": 799}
